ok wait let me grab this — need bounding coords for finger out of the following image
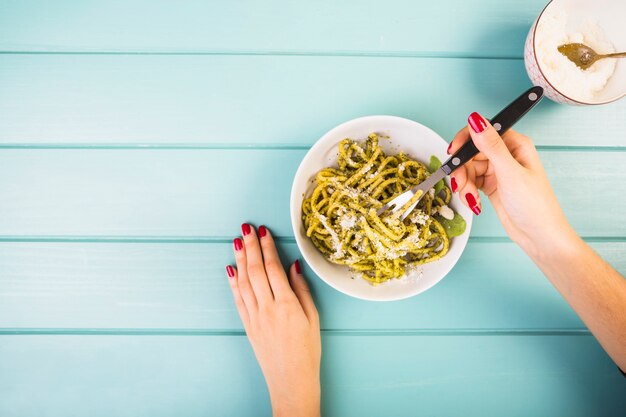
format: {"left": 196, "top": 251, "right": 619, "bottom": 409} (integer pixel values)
{"left": 470, "top": 160, "right": 490, "bottom": 178}
{"left": 457, "top": 161, "right": 490, "bottom": 191}
{"left": 458, "top": 164, "right": 482, "bottom": 216}
{"left": 501, "top": 130, "right": 542, "bottom": 170}
{"left": 233, "top": 237, "right": 258, "bottom": 312}
{"left": 475, "top": 174, "right": 485, "bottom": 190}
{"left": 289, "top": 260, "right": 319, "bottom": 325}
{"left": 450, "top": 165, "right": 467, "bottom": 194}
{"left": 480, "top": 170, "right": 500, "bottom": 197}
{"left": 467, "top": 112, "right": 518, "bottom": 172}
{"left": 447, "top": 126, "right": 470, "bottom": 156}
{"left": 226, "top": 265, "right": 250, "bottom": 330}
{"left": 447, "top": 126, "right": 489, "bottom": 162}
{"left": 449, "top": 132, "right": 491, "bottom": 196}
{"left": 241, "top": 223, "right": 274, "bottom": 303}
{"left": 258, "top": 225, "right": 296, "bottom": 302}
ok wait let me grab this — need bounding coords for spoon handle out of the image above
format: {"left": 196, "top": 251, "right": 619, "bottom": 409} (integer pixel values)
{"left": 441, "top": 86, "right": 544, "bottom": 175}
{"left": 603, "top": 52, "right": 626, "bottom": 59}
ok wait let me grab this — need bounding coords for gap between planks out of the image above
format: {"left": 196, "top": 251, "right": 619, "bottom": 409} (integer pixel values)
{"left": 0, "top": 144, "right": 625, "bottom": 152}
{"left": 0, "top": 328, "right": 592, "bottom": 337}
{"left": 0, "top": 236, "right": 623, "bottom": 243}
{"left": 0, "top": 50, "right": 524, "bottom": 60}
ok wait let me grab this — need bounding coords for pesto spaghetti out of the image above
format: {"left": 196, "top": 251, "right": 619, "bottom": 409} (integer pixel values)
{"left": 302, "top": 133, "right": 466, "bottom": 285}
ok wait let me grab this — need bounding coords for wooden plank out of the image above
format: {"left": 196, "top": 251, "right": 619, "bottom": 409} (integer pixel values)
{"left": 0, "top": 334, "right": 624, "bottom": 417}
{"left": 0, "top": 0, "right": 545, "bottom": 56}
{"left": 0, "top": 149, "right": 623, "bottom": 237}
{"left": 0, "top": 55, "right": 624, "bottom": 146}
{"left": 0, "top": 241, "right": 624, "bottom": 330}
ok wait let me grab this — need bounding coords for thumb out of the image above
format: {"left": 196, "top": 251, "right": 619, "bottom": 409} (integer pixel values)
{"left": 467, "top": 112, "right": 517, "bottom": 171}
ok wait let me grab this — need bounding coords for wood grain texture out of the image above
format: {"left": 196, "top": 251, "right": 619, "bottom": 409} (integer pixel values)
{"left": 1, "top": 334, "right": 624, "bottom": 417}
{"left": 0, "top": 55, "right": 624, "bottom": 146}
{"left": 0, "top": 149, "right": 623, "bottom": 237}
{"left": 0, "top": 0, "right": 545, "bottom": 56}
{"left": 1, "top": 241, "right": 624, "bottom": 330}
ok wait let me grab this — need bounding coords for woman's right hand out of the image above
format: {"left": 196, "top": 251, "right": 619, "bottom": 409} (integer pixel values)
{"left": 448, "top": 112, "right": 576, "bottom": 257}
{"left": 450, "top": 113, "right": 626, "bottom": 373}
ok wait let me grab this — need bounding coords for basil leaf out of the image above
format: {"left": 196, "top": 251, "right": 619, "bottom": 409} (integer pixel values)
{"left": 434, "top": 180, "right": 445, "bottom": 195}
{"left": 429, "top": 155, "right": 445, "bottom": 195}
{"left": 436, "top": 212, "right": 467, "bottom": 238}
{"left": 428, "top": 155, "right": 442, "bottom": 173}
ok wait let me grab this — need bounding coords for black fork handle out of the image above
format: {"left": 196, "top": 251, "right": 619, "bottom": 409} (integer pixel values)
{"left": 441, "top": 86, "right": 544, "bottom": 175}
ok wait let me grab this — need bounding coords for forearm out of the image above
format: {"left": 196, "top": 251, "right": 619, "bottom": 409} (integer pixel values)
{"left": 525, "top": 228, "right": 626, "bottom": 370}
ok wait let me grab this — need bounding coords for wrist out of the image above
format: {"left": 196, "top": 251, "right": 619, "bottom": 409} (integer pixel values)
{"left": 522, "top": 224, "right": 584, "bottom": 269}
{"left": 269, "top": 380, "right": 321, "bottom": 417}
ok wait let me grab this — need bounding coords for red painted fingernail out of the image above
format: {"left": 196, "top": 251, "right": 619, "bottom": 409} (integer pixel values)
{"left": 241, "top": 223, "right": 251, "bottom": 236}
{"left": 468, "top": 112, "right": 487, "bottom": 133}
{"left": 234, "top": 238, "right": 243, "bottom": 251}
{"left": 447, "top": 142, "right": 452, "bottom": 154}
{"left": 226, "top": 265, "right": 235, "bottom": 278}
{"left": 258, "top": 225, "right": 267, "bottom": 238}
{"left": 294, "top": 259, "right": 302, "bottom": 274}
{"left": 465, "top": 193, "right": 481, "bottom": 216}
{"left": 451, "top": 177, "right": 458, "bottom": 193}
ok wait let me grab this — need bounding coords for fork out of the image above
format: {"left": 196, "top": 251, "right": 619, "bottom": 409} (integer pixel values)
{"left": 377, "top": 86, "right": 544, "bottom": 220}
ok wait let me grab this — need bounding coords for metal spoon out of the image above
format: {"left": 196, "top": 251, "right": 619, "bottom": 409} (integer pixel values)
{"left": 558, "top": 42, "right": 626, "bottom": 70}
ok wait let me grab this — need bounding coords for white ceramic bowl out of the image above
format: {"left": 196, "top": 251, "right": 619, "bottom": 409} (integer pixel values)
{"left": 290, "top": 116, "right": 473, "bottom": 301}
{"left": 525, "top": 0, "right": 626, "bottom": 105}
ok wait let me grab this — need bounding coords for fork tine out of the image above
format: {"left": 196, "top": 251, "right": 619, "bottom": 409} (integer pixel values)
{"left": 399, "top": 201, "right": 419, "bottom": 221}
{"left": 376, "top": 202, "right": 395, "bottom": 216}
{"left": 377, "top": 191, "right": 413, "bottom": 216}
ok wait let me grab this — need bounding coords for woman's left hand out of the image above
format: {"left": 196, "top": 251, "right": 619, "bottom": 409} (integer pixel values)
{"left": 226, "top": 223, "right": 321, "bottom": 417}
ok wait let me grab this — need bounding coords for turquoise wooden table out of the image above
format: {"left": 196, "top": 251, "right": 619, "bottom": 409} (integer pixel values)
{"left": 1, "top": 1, "right": 625, "bottom": 416}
